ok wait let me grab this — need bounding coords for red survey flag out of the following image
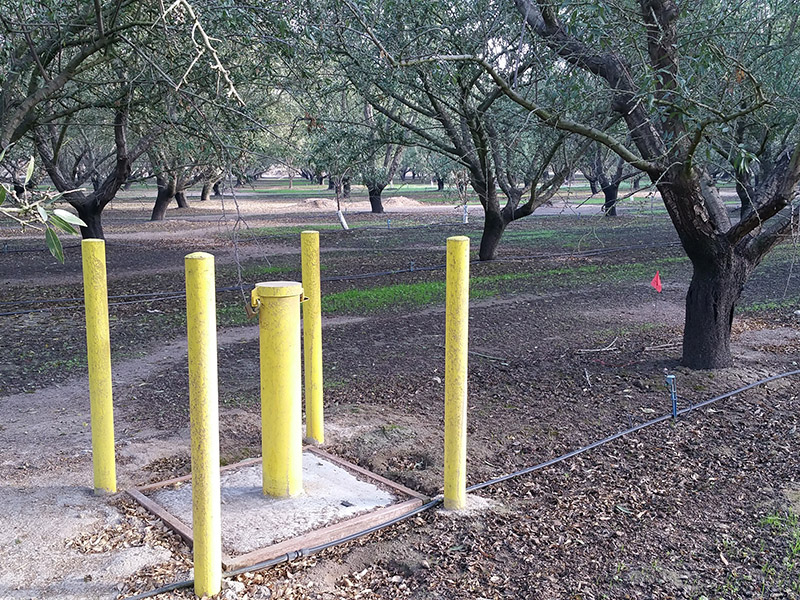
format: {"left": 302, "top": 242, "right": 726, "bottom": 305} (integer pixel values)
{"left": 650, "top": 270, "right": 662, "bottom": 293}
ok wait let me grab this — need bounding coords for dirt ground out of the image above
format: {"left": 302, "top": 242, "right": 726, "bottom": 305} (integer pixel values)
{"left": 1, "top": 182, "right": 800, "bottom": 599}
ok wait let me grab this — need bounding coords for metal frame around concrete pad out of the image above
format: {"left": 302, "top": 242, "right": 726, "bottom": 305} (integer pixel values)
{"left": 127, "top": 447, "right": 428, "bottom": 571}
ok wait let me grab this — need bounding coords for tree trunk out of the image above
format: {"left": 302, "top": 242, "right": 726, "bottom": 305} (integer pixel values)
{"left": 150, "top": 176, "right": 176, "bottom": 221}
{"left": 436, "top": 176, "right": 444, "bottom": 191}
{"left": 602, "top": 183, "right": 619, "bottom": 216}
{"left": 201, "top": 182, "right": 212, "bottom": 202}
{"left": 681, "top": 256, "right": 749, "bottom": 369}
{"left": 327, "top": 176, "right": 335, "bottom": 190}
{"left": 175, "top": 190, "right": 189, "bottom": 208}
{"left": 342, "top": 176, "right": 351, "bottom": 199}
{"left": 74, "top": 201, "right": 105, "bottom": 239}
{"left": 367, "top": 183, "right": 385, "bottom": 213}
{"left": 588, "top": 178, "right": 600, "bottom": 195}
{"left": 213, "top": 181, "right": 222, "bottom": 196}
{"left": 479, "top": 209, "right": 508, "bottom": 261}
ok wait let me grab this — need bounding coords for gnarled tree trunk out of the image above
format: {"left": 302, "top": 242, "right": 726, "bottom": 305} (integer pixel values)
{"left": 200, "top": 181, "right": 212, "bottom": 202}
{"left": 476, "top": 183, "right": 510, "bottom": 261}
{"left": 682, "top": 253, "right": 749, "bottom": 368}
{"left": 150, "top": 175, "right": 176, "bottom": 221}
{"left": 175, "top": 190, "right": 189, "bottom": 208}
{"left": 479, "top": 208, "right": 509, "bottom": 261}
{"left": 367, "top": 182, "right": 385, "bottom": 213}
{"left": 602, "top": 182, "right": 619, "bottom": 216}
{"left": 74, "top": 201, "right": 105, "bottom": 239}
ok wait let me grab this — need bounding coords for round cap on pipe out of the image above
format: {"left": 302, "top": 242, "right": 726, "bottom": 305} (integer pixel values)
{"left": 185, "top": 251, "right": 215, "bottom": 261}
{"left": 253, "top": 281, "right": 304, "bottom": 298}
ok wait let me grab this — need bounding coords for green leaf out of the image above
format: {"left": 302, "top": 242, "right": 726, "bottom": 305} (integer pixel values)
{"left": 0, "top": 146, "right": 6, "bottom": 162}
{"left": 37, "top": 205, "right": 48, "bottom": 222}
{"left": 45, "top": 227, "right": 65, "bottom": 263}
{"left": 0, "top": 185, "right": 6, "bottom": 206}
{"left": 24, "top": 156, "right": 35, "bottom": 185}
{"left": 53, "top": 209, "right": 86, "bottom": 227}
{"left": 49, "top": 214, "right": 79, "bottom": 235}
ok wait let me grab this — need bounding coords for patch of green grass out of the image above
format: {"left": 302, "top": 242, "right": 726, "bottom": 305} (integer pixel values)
{"left": 323, "top": 378, "right": 348, "bottom": 391}
{"left": 761, "top": 511, "right": 799, "bottom": 532}
{"left": 322, "top": 280, "right": 446, "bottom": 313}
{"left": 504, "top": 229, "right": 579, "bottom": 244}
{"left": 217, "top": 302, "right": 252, "bottom": 326}
{"left": 758, "top": 509, "right": 800, "bottom": 591}
{"left": 319, "top": 257, "right": 689, "bottom": 314}
{"left": 238, "top": 264, "right": 299, "bottom": 279}
{"left": 38, "top": 355, "right": 87, "bottom": 372}
{"left": 740, "top": 297, "right": 799, "bottom": 313}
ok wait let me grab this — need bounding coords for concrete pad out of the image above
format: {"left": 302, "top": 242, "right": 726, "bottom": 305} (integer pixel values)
{"left": 131, "top": 449, "right": 426, "bottom": 568}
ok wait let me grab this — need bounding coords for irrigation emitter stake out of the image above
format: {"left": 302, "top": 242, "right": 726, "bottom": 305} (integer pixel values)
{"left": 666, "top": 374, "right": 677, "bottom": 419}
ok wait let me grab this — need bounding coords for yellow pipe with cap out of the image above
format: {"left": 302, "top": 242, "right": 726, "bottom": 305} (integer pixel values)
{"left": 252, "top": 281, "right": 304, "bottom": 497}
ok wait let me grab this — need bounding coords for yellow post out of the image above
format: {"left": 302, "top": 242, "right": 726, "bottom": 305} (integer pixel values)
{"left": 444, "top": 236, "right": 469, "bottom": 510}
{"left": 301, "top": 231, "right": 324, "bottom": 444}
{"left": 253, "top": 281, "right": 304, "bottom": 497}
{"left": 81, "top": 239, "right": 116, "bottom": 495}
{"left": 185, "top": 252, "right": 222, "bottom": 598}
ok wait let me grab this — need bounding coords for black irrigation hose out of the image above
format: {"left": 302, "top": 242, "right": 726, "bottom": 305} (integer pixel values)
{"left": 0, "top": 240, "right": 147, "bottom": 254}
{"left": 321, "top": 263, "right": 446, "bottom": 282}
{"left": 0, "top": 286, "right": 246, "bottom": 317}
{"left": 123, "top": 369, "right": 800, "bottom": 600}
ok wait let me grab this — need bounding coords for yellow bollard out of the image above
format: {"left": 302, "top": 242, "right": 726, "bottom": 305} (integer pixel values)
{"left": 81, "top": 239, "right": 116, "bottom": 495}
{"left": 301, "top": 231, "right": 324, "bottom": 444}
{"left": 253, "top": 281, "right": 304, "bottom": 497}
{"left": 185, "top": 252, "right": 222, "bottom": 597}
{"left": 444, "top": 236, "right": 470, "bottom": 510}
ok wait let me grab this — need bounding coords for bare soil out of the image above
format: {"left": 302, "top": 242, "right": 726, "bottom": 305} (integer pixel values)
{"left": 1, "top": 182, "right": 799, "bottom": 599}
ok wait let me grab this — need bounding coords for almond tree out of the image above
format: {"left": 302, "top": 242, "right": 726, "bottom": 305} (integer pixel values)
{"left": 492, "top": 0, "right": 800, "bottom": 368}
{"left": 312, "top": 0, "right": 596, "bottom": 259}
